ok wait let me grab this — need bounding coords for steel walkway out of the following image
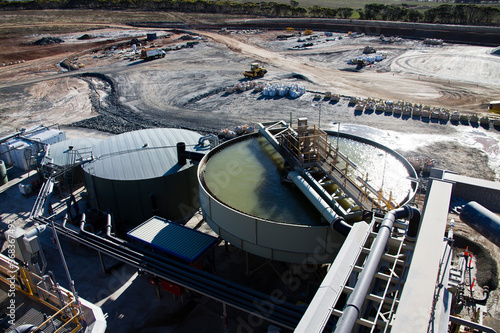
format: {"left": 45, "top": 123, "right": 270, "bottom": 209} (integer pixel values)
{"left": 259, "top": 121, "right": 397, "bottom": 211}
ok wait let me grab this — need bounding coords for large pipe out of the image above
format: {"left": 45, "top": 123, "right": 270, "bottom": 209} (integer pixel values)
{"left": 460, "top": 201, "right": 500, "bottom": 247}
{"left": 333, "top": 205, "right": 420, "bottom": 333}
{"left": 177, "top": 142, "right": 205, "bottom": 165}
{"left": 302, "top": 171, "right": 348, "bottom": 217}
{"left": 38, "top": 216, "right": 304, "bottom": 329}
{"left": 0, "top": 160, "right": 7, "bottom": 185}
{"left": 287, "top": 171, "right": 351, "bottom": 236}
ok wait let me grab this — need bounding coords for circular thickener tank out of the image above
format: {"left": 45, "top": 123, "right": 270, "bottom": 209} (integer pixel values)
{"left": 198, "top": 132, "right": 417, "bottom": 264}
{"left": 83, "top": 128, "right": 206, "bottom": 230}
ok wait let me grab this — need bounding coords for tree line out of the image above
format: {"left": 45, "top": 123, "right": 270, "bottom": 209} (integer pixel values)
{"left": 1, "top": 0, "right": 499, "bottom": 26}
{"left": 360, "top": 3, "right": 499, "bottom": 25}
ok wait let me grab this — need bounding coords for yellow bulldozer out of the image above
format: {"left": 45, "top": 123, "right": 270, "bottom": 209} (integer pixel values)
{"left": 243, "top": 63, "right": 267, "bottom": 79}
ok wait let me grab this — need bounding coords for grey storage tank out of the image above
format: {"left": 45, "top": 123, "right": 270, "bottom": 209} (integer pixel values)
{"left": 41, "top": 137, "right": 101, "bottom": 186}
{"left": 82, "top": 128, "right": 206, "bottom": 230}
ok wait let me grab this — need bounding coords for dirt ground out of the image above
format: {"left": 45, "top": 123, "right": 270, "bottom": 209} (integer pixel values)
{"left": 1, "top": 26, "right": 499, "bottom": 182}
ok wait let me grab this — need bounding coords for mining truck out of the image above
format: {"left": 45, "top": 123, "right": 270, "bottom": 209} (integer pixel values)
{"left": 141, "top": 48, "right": 166, "bottom": 61}
{"left": 243, "top": 63, "right": 267, "bottom": 79}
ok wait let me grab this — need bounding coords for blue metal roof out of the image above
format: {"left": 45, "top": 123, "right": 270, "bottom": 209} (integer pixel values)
{"left": 127, "top": 216, "right": 217, "bottom": 263}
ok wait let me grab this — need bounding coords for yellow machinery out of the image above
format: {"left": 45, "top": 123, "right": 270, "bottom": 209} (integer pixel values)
{"left": 243, "top": 63, "right": 267, "bottom": 79}
{"left": 489, "top": 101, "right": 500, "bottom": 114}
{"left": 0, "top": 254, "right": 85, "bottom": 332}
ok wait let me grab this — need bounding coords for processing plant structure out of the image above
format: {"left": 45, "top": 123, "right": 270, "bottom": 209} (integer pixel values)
{"left": 1, "top": 119, "right": 499, "bottom": 332}
{"left": 198, "top": 119, "right": 418, "bottom": 264}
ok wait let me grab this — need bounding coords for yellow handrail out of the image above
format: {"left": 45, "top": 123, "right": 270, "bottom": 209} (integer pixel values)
{"left": 0, "top": 256, "right": 84, "bottom": 332}
{"left": 34, "top": 298, "right": 82, "bottom": 333}
{"left": 19, "top": 267, "right": 34, "bottom": 296}
{"left": 0, "top": 257, "right": 79, "bottom": 314}
{"left": 280, "top": 125, "right": 397, "bottom": 210}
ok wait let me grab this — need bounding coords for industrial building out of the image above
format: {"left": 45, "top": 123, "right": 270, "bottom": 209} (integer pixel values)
{"left": 80, "top": 128, "right": 207, "bottom": 228}
{"left": 0, "top": 125, "right": 66, "bottom": 172}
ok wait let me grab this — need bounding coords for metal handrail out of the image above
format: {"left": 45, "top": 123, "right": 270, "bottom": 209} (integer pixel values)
{"left": 280, "top": 124, "right": 397, "bottom": 210}
{"left": 0, "top": 255, "right": 78, "bottom": 314}
{"left": 34, "top": 298, "right": 82, "bottom": 333}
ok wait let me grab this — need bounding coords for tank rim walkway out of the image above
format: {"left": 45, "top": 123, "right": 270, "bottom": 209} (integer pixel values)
{"left": 258, "top": 120, "right": 397, "bottom": 212}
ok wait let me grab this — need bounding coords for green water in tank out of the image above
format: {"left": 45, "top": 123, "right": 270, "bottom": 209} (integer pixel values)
{"left": 203, "top": 136, "right": 413, "bottom": 225}
{"left": 203, "top": 137, "right": 324, "bottom": 225}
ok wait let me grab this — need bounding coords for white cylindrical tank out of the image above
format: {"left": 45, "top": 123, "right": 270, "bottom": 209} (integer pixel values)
{"left": 198, "top": 134, "right": 344, "bottom": 264}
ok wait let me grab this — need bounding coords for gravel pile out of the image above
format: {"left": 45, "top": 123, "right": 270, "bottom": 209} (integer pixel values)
{"left": 69, "top": 114, "right": 147, "bottom": 134}
{"left": 31, "top": 37, "right": 64, "bottom": 45}
{"left": 77, "top": 34, "right": 95, "bottom": 40}
{"left": 176, "top": 34, "right": 195, "bottom": 41}
{"left": 130, "top": 38, "right": 140, "bottom": 45}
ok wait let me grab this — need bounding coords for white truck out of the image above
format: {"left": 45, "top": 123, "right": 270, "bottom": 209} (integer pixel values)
{"left": 140, "top": 48, "right": 166, "bottom": 61}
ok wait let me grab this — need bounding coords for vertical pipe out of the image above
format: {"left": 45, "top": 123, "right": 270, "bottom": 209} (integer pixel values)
{"left": 319, "top": 103, "right": 321, "bottom": 128}
{"left": 177, "top": 142, "right": 187, "bottom": 165}
{"left": 222, "top": 302, "right": 229, "bottom": 332}
{"left": 106, "top": 214, "right": 125, "bottom": 244}
{"left": 50, "top": 218, "right": 81, "bottom": 320}
{"left": 155, "top": 277, "right": 161, "bottom": 300}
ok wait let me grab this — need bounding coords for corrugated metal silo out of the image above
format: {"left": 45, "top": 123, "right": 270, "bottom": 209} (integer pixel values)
{"left": 44, "top": 138, "right": 100, "bottom": 166}
{"left": 82, "top": 128, "right": 205, "bottom": 231}
{"left": 42, "top": 137, "right": 101, "bottom": 186}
